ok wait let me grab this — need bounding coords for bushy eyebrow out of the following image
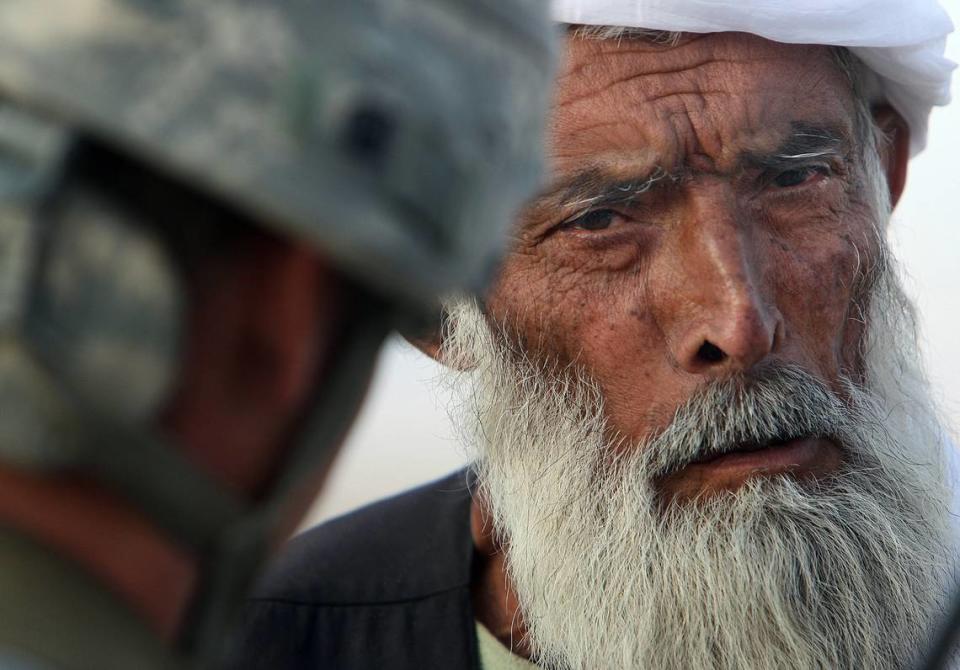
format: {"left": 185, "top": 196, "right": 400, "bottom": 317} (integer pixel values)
{"left": 743, "top": 122, "right": 847, "bottom": 172}
{"left": 536, "top": 122, "right": 850, "bottom": 217}
{"left": 539, "top": 166, "right": 676, "bottom": 214}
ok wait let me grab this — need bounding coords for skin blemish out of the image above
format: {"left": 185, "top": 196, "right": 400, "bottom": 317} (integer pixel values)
{"left": 487, "top": 32, "right": 880, "bottom": 490}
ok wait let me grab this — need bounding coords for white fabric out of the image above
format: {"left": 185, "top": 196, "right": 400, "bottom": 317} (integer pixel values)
{"left": 551, "top": 0, "right": 956, "bottom": 155}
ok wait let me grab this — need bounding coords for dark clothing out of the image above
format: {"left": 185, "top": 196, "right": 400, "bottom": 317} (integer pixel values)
{"left": 226, "top": 470, "right": 480, "bottom": 669}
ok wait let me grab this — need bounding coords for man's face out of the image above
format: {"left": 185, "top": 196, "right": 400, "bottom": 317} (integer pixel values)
{"left": 487, "top": 33, "right": 877, "bottom": 499}
{"left": 453, "top": 32, "right": 952, "bottom": 670}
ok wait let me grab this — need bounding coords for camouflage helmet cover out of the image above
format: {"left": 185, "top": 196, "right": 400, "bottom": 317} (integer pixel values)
{"left": 0, "top": 0, "right": 556, "bottom": 307}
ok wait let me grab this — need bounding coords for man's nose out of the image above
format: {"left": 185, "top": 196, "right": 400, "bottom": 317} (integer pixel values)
{"left": 659, "top": 188, "right": 784, "bottom": 376}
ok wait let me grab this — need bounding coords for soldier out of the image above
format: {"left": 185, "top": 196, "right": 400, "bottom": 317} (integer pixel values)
{"left": 0, "top": 0, "right": 555, "bottom": 667}
{"left": 226, "top": 1, "right": 960, "bottom": 669}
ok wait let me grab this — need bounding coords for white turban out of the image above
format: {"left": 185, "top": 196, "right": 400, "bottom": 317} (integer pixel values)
{"left": 552, "top": 0, "right": 956, "bottom": 155}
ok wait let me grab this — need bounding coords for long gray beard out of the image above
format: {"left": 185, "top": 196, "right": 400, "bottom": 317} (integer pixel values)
{"left": 442, "top": 273, "right": 954, "bottom": 670}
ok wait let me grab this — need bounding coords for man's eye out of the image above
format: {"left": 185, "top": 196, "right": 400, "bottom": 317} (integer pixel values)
{"left": 566, "top": 209, "right": 619, "bottom": 231}
{"left": 772, "top": 166, "right": 828, "bottom": 188}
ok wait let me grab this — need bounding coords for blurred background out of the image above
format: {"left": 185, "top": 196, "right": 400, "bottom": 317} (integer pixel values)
{"left": 306, "top": 3, "right": 960, "bottom": 527}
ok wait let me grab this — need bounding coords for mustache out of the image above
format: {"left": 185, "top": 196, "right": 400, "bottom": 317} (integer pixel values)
{"left": 640, "top": 363, "right": 851, "bottom": 481}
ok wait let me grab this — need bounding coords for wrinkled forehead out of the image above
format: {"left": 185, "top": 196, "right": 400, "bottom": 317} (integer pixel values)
{"left": 551, "top": 32, "right": 857, "bottom": 177}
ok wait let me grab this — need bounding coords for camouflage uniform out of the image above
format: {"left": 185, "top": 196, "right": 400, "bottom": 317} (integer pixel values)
{"left": 0, "top": 1, "right": 555, "bottom": 667}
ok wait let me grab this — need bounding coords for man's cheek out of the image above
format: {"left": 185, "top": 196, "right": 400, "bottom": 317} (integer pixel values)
{"left": 494, "top": 265, "right": 681, "bottom": 440}
{"left": 773, "top": 232, "right": 867, "bottom": 372}
{"left": 486, "top": 255, "right": 582, "bottom": 360}
{"left": 487, "top": 254, "right": 601, "bottom": 365}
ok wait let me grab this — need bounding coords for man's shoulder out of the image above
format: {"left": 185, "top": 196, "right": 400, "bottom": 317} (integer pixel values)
{"left": 227, "top": 470, "right": 481, "bottom": 669}
{"left": 250, "top": 468, "right": 477, "bottom": 607}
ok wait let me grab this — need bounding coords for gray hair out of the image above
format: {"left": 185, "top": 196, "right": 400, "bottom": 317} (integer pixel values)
{"left": 570, "top": 24, "right": 684, "bottom": 45}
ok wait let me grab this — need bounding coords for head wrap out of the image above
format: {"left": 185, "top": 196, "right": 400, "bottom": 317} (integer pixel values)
{"left": 552, "top": 0, "right": 955, "bottom": 155}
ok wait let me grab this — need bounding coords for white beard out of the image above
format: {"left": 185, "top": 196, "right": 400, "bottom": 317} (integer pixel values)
{"left": 442, "top": 267, "right": 955, "bottom": 670}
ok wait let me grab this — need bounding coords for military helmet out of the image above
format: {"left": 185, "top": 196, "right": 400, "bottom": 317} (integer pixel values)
{"left": 0, "top": 0, "right": 555, "bottom": 308}
{"left": 0, "top": 0, "right": 556, "bottom": 665}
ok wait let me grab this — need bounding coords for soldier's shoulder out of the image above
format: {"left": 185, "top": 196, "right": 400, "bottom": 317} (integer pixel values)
{"left": 249, "top": 468, "right": 476, "bottom": 607}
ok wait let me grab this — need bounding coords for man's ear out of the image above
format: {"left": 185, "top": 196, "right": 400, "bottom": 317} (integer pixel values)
{"left": 400, "top": 305, "right": 478, "bottom": 371}
{"left": 872, "top": 104, "right": 910, "bottom": 209}
{"left": 398, "top": 305, "right": 447, "bottom": 362}
{"left": 405, "top": 330, "right": 443, "bottom": 362}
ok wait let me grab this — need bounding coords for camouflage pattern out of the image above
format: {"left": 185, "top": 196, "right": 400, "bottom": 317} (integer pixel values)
{"left": 0, "top": 0, "right": 556, "bottom": 308}
{"left": 0, "top": 0, "right": 556, "bottom": 666}
{"left": 0, "top": 528, "right": 179, "bottom": 670}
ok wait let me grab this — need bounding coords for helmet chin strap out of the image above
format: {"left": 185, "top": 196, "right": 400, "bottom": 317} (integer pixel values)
{"left": 0, "top": 102, "right": 393, "bottom": 666}
{"left": 6, "top": 297, "right": 388, "bottom": 665}
{"left": 179, "top": 299, "right": 389, "bottom": 663}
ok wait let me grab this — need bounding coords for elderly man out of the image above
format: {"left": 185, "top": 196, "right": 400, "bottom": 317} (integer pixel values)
{"left": 231, "top": 2, "right": 958, "bottom": 669}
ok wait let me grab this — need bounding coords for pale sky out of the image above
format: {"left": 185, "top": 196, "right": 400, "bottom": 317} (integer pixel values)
{"left": 307, "top": 7, "right": 960, "bottom": 525}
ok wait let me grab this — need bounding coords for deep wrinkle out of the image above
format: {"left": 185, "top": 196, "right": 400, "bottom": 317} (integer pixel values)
{"left": 489, "top": 33, "right": 877, "bottom": 497}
